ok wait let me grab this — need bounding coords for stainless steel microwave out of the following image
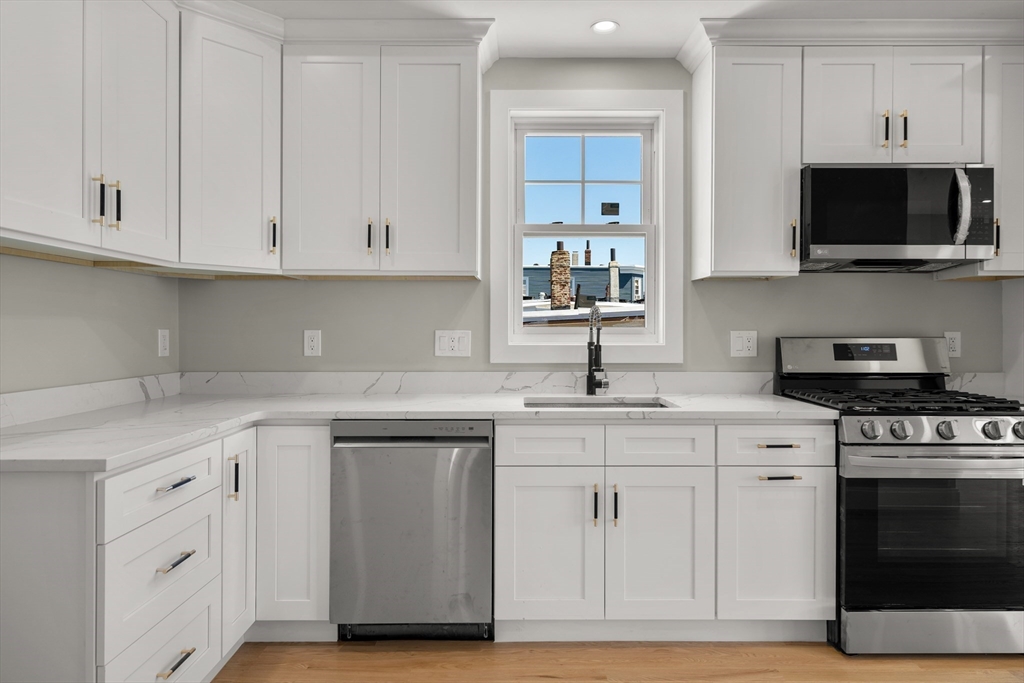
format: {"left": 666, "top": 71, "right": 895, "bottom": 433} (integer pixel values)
{"left": 800, "top": 166, "right": 995, "bottom": 273}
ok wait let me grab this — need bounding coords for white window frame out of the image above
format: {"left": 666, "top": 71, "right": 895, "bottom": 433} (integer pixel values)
{"left": 490, "top": 90, "right": 685, "bottom": 364}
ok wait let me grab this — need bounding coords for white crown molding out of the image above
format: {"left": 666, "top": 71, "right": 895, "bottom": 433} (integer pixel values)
{"left": 175, "top": 0, "right": 284, "bottom": 41}
{"left": 479, "top": 25, "right": 500, "bottom": 74}
{"left": 284, "top": 18, "right": 495, "bottom": 44}
{"left": 676, "top": 23, "right": 711, "bottom": 73}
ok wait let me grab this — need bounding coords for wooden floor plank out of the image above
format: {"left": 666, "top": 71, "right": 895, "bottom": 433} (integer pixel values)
{"left": 213, "top": 642, "right": 1024, "bottom": 683}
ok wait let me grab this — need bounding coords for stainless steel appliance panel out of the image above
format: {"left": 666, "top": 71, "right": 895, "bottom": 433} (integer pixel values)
{"left": 841, "top": 609, "right": 1024, "bottom": 654}
{"left": 330, "top": 421, "right": 492, "bottom": 627}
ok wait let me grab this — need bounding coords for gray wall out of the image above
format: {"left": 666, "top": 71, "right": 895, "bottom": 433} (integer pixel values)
{"left": 0, "top": 255, "right": 178, "bottom": 393}
{"left": 178, "top": 59, "right": 1004, "bottom": 375}
{"left": 1005, "top": 280, "right": 1024, "bottom": 398}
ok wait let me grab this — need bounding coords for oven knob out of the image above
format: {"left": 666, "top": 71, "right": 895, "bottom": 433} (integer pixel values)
{"left": 860, "top": 420, "right": 883, "bottom": 440}
{"left": 890, "top": 420, "right": 914, "bottom": 440}
{"left": 982, "top": 420, "right": 1005, "bottom": 440}
{"left": 1013, "top": 421, "right": 1024, "bottom": 440}
{"left": 936, "top": 420, "right": 959, "bottom": 441}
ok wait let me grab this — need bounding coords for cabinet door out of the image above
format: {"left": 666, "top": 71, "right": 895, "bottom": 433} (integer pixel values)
{"left": 0, "top": 0, "right": 101, "bottom": 246}
{"left": 282, "top": 46, "right": 380, "bottom": 272}
{"left": 717, "top": 467, "right": 836, "bottom": 620}
{"left": 256, "top": 426, "right": 330, "bottom": 621}
{"left": 893, "top": 47, "right": 982, "bottom": 163}
{"left": 605, "top": 467, "right": 715, "bottom": 620}
{"left": 99, "top": 0, "right": 178, "bottom": 261}
{"left": 180, "top": 12, "right": 281, "bottom": 270}
{"left": 803, "top": 47, "right": 893, "bottom": 163}
{"left": 982, "top": 46, "right": 1024, "bottom": 275}
{"left": 494, "top": 466, "right": 604, "bottom": 620}
{"left": 380, "top": 46, "right": 478, "bottom": 275}
{"left": 712, "top": 46, "right": 802, "bottom": 276}
{"left": 221, "top": 429, "right": 256, "bottom": 652}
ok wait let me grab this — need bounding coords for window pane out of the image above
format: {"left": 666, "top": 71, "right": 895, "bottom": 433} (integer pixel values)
{"left": 585, "top": 184, "right": 641, "bottom": 224}
{"left": 525, "top": 183, "right": 581, "bottom": 224}
{"left": 521, "top": 236, "right": 646, "bottom": 328}
{"left": 525, "top": 135, "right": 581, "bottom": 181}
{"left": 585, "top": 136, "right": 642, "bottom": 181}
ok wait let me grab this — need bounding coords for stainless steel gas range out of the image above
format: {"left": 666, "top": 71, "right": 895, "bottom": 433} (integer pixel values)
{"left": 775, "top": 337, "right": 1024, "bottom": 655}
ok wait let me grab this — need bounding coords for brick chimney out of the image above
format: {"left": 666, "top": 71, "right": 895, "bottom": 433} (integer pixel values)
{"left": 550, "top": 241, "right": 571, "bottom": 310}
{"left": 584, "top": 240, "right": 591, "bottom": 266}
{"left": 607, "top": 248, "right": 620, "bottom": 303}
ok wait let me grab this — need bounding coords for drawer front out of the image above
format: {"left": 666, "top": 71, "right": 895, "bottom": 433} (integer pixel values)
{"left": 495, "top": 425, "right": 604, "bottom": 466}
{"left": 99, "top": 490, "right": 222, "bottom": 664}
{"left": 100, "top": 440, "right": 222, "bottom": 543}
{"left": 717, "top": 425, "right": 835, "bottom": 466}
{"left": 606, "top": 425, "right": 715, "bottom": 466}
{"left": 99, "top": 578, "right": 222, "bottom": 683}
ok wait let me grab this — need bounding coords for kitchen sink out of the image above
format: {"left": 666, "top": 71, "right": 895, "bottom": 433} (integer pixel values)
{"left": 523, "top": 396, "right": 676, "bottom": 409}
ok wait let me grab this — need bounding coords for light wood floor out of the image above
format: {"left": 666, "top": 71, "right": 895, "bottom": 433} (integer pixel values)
{"left": 214, "top": 641, "right": 1024, "bottom": 683}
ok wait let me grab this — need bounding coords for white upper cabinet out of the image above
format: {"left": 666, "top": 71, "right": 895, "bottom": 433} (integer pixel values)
{"left": 380, "top": 46, "right": 479, "bottom": 275}
{"left": 99, "top": 0, "right": 178, "bottom": 261}
{"left": 983, "top": 46, "right": 1024, "bottom": 275}
{"left": 803, "top": 47, "right": 894, "bottom": 164}
{"left": 283, "top": 46, "right": 380, "bottom": 272}
{"left": 892, "top": 47, "right": 982, "bottom": 163}
{"left": 180, "top": 12, "right": 281, "bottom": 270}
{"left": 0, "top": 0, "right": 101, "bottom": 247}
{"left": 693, "top": 46, "right": 802, "bottom": 279}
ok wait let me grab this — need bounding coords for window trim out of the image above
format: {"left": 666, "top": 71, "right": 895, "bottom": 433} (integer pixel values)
{"left": 489, "top": 90, "right": 685, "bottom": 364}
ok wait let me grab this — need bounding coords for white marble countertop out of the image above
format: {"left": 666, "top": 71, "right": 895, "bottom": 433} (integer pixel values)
{"left": 0, "top": 393, "right": 837, "bottom": 473}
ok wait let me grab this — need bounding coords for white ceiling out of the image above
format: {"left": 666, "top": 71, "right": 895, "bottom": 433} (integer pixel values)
{"left": 234, "top": 0, "right": 1024, "bottom": 60}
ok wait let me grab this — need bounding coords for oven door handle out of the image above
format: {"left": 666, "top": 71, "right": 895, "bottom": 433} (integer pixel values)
{"left": 952, "top": 168, "right": 972, "bottom": 246}
{"left": 843, "top": 453, "right": 1024, "bottom": 480}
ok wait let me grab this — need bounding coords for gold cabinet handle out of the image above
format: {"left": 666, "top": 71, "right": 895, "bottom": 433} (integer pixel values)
{"left": 613, "top": 484, "right": 619, "bottom": 527}
{"left": 367, "top": 218, "right": 373, "bottom": 255}
{"left": 593, "top": 483, "right": 599, "bottom": 527}
{"left": 790, "top": 219, "right": 798, "bottom": 257}
{"left": 91, "top": 174, "right": 106, "bottom": 224}
{"left": 385, "top": 218, "right": 391, "bottom": 255}
{"left": 899, "top": 110, "right": 908, "bottom": 148}
{"left": 228, "top": 454, "right": 240, "bottom": 501}
{"left": 156, "top": 648, "right": 196, "bottom": 680}
{"left": 270, "top": 216, "right": 278, "bottom": 254}
{"left": 156, "top": 549, "right": 196, "bottom": 574}
{"left": 882, "top": 109, "right": 890, "bottom": 148}
{"left": 107, "top": 180, "right": 122, "bottom": 230}
{"left": 758, "top": 475, "right": 803, "bottom": 481}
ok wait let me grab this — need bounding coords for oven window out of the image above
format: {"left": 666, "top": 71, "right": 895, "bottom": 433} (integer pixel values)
{"left": 841, "top": 478, "right": 1024, "bottom": 610}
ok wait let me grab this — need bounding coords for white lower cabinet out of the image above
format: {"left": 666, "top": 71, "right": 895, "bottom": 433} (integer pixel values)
{"left": 605, "top": 467, "right": 715, "bottom": 620}
{"left": 494, "top": 466, "right": 605, "bottom": 620}
{"left": 256, "top": 426, "right": 331, "bottom": 621}
{"left": 716, "top": 466, "right": 836, "bottom": 620}
{"left": 221, "top": 429, "right": 256, "bottom": 653}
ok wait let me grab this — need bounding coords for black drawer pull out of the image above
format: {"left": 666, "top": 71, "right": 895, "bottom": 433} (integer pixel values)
{"left": 367, "top": 218, "right": 373, "bottom": 255}
{"left": 757, "top": 443, "right": 801, "bottom": 449}
{"left": 156, "top": 549, "right": 196, "bottom": 574}
{"left": 613, "top": 484, "right": 619, "bottom": 527}
{"left": 758, "top": 475, "right": 803, "bottom": 481}
{"left": 156, "top": 647, "right": 196, "bottom": 680}
{"left": 156, "top": 475, "right": 196, "bottom": 493}
{"left": 593, "top": 484, "right": 599, "bottom": 527}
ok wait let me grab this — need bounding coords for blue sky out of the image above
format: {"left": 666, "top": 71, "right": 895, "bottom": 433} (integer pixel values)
{"left": 523, "top": 135, "right": 645, "bottom": 266}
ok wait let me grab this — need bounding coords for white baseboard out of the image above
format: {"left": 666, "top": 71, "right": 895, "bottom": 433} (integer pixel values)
{"left": 244, "top": 621, "right": 338, "bottom": 642}
{"left": 495, "top": 620, "right": 827, "bottom": 642}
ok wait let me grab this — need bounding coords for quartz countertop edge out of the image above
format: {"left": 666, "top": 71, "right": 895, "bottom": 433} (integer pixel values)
{"left": 0, "top": 393, "right": 839, "bottom": 473}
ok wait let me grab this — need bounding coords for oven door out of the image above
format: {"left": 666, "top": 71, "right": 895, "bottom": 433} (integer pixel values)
{"left": 839, "top": 446, "right": 1024, "bottom": 611}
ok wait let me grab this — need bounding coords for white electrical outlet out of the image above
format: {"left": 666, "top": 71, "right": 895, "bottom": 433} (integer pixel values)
{"left": 304, "top": 330, "right": 321, "bottom": 357}
{"left": 730, "top": 330, "right": 757, "bottom": 357}
{"left": 944, "top": 331, "right": 962, "bottom": 358}
{"left": 435, "top": 330, "right": 471, "bottom": 357}
{"left": 158, "top": 329, "right": 170, "bottom": 357}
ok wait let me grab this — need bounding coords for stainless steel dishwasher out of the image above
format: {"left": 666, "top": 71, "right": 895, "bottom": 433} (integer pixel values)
{"left": 329, "top": 420, "right": 493, "bottom": 639}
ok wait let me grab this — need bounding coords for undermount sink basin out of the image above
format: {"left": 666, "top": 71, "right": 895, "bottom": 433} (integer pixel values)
{"left": 523, "top": 396, "right": 676, "bottom": 409}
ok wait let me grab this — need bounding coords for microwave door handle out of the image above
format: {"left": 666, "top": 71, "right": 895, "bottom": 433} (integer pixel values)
{"left": 952, "top": 168, "right": 972, "bottom": 245}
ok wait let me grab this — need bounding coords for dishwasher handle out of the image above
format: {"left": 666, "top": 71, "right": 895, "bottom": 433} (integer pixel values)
{"left": 333, "top": 437, "right": 491, "bottom": 449}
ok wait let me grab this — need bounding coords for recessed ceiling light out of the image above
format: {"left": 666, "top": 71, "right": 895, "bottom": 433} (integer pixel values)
{"left": 591, "top": 20, "right": 619, "bottom": 34}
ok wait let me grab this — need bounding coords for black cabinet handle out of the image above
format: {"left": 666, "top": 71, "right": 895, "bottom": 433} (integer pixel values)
{"left": 114, "top": 180, "right": 122, "bottom": 227}
{"left": 385, "top": 219, "right": 391, "bottom": 255}
{"left": 995, "top": 218, "right": 1001, "bottom": 256}
{"left": 156, "top": 549, "right": 196, "bottom": 574}
{"left": 92, "top": 174, "right": 105, "bottom": 224}
{"left": 270, "top": 216, "right": 278, "bottom": 255}
{"left": 228, "top": 455, "right": 241, "bottom": 501}
{"left": 593, "top": 484, "right": 599, "bottom": 527}
{"left": 367, "top": 218, "right": 373, "bottom": 255}
{"left": 758, "top": 475, "right": 803, "bottom": 481}
{"left": 900, "top": 110, "right": 909, "bottom": 148}
{"left": 156, "top": 475, "right": 196, "bottom": 493}
{"left": 883, "top": 109, "right": 890, "bottom": 148}
{"left": 790, "top": 219, "right": 797, "bottom": 258}
{"left": 613, "top": 484, "right": 619, "bottom": 527}
{"left": 157, "top": 647, "right": 196, "bottom": 680}
{"left": 757, "top": 443, "right": 801, "bottom": 449}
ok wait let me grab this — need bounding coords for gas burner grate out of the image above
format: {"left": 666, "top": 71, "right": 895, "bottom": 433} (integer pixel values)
{"left": 784, "top": 389, "right": 1023, "bottom": 413}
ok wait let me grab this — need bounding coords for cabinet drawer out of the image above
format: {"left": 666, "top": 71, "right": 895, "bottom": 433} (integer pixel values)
{"left": 99, "top": 578, "right": 222, "bottom": 683}
{"left": 495, "top": 425, "right": 604, "bottom": 466}
{"left": 717, "top": 425, "right": 835, "bottom": 466}
{"left": 100, "top": 440, "right": 222, "bottom": 543}
{"left": 606, "top": 425, "right": 715, "bottom": 466}
{"left": 99, "top": 490, "right": 222, "bottom": 664}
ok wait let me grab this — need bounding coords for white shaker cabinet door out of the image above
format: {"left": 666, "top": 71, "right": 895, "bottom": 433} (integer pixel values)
{"left": 711, "top": 46, "right": 802, "bottom": 277}
{"left": 380, "top": 46, "right": 479, "bottom": 275}
{"left": 180, "top": 12, "right": 281, "bottom": 270}
{"left": 982, "top": 46, "right": 1024, "bottom": 275}
{"left": 99, "top": 0, "right": 179, "bottom": 261}
{"left": 892, "top": 46, "right": 982, "bottom": 163}
{"left": 256, "top": 426, "right": 331, "bottom": 621}
{"left": 221, "top": 429, "right": 256, "bottom": 652}
{"left": 717, "top": 466, "right": 836, "bottom": 620}
{"left": 605, "top": 467, "right": 715, "bottom": 620}
{"left": 494, "top": 466, "right": 605, "bottom": 620}
{"left": 0, "top": 0, "right": 101, "bottom": 246}
{"left": 283, "top": 46, "right": 380, "bottom": 272}
{"left": 803, "top": 47, "right": 893, "bottom": 164}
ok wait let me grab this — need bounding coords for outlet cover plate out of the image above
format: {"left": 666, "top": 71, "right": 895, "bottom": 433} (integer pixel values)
{"left": 944, "top": 331, "right": 962, "bottom": 358}
{"left": 158, "top": 329, "right": 170, "bottom": 357}
{"left": 435, "top": 330, "right": 471, "bottom": 357}
{"left": 304, "top": 330, "right": 322, "bottom": 357}
{"left": 730, "top": 330, "right": 757, "bottom": 357}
